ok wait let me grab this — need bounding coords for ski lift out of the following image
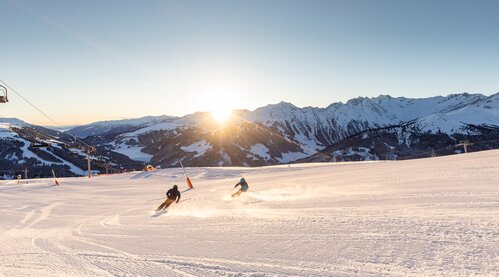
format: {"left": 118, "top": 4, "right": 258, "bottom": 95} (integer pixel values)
{"left": 30, "top": 142, "right": 51, "bottom": 148}
{"left": 63, "top": 142, "right": 81, "bottom": 149}
{"left": 86, "top": 146, "right": 97, "bottom": 153}
{"left": 92, "top": 156, "right": 108, "bottom": 168}
{"left": 64, "top": 137, "right": 83, "bottom": 150}
{"left": 93, "top": 160, "right": 106, "bottom": 168}
{"left": 0, "top": 85, "right": 8, "bottom": 103}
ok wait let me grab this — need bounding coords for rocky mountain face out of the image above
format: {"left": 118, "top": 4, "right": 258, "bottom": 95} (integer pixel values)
{"left": 69, "top": 92, "right": 499, "bottom": 168}
{"left": 241, "top": 93, "right": 495, "bottom": 150}
{"left": 68, "top": 115, "right": 178, "bottom": 138}
{"left": 298, "top": 123, "right": 499, "bottom": 162}
{"left": 0, "top": 119, "right": 142, "bottom": 179}
{"left": 1, "top": 93, "right": 497, "bottom": 178}
{"left": 84, "top": 115, "right": 308, "bottom": 168}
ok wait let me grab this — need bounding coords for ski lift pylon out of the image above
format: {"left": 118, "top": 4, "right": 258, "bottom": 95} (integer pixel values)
{"left": 0, "top": 85, "right": 8, "bottom": 103}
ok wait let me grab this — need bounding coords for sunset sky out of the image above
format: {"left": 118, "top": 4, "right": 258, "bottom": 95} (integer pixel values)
{"left": 1, "top": 0, "right": 498, "bottom": 125}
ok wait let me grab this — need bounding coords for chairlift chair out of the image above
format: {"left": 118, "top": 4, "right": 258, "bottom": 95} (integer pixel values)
{"left": 93, "top": 160, "right": 106, "bottom": 167}
{"left": 64, "top": 143, "right": 81, "bottom": 149}
{"left": 0, "top": 85, "right": 8, "bottom": 103}
{"left": 30, "top": 142, "right": 51, "bottom": 148}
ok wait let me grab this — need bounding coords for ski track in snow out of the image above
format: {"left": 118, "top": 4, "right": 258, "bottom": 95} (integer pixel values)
{"left": 0, "top": 150, "right": 498, "bottom": 276}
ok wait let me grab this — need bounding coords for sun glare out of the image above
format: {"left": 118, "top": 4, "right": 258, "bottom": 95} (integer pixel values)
{"left": 196, "top": 80, "right": 243, "bottom": 124}
{"left": 211, "top": 108, "right": 233, "bottom": 123}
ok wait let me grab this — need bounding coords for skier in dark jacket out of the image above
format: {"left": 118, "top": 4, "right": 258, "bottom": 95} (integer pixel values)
{"left": 232, "top": 177, "right": 249, "bottom": 198}
{"left": 156, "top": 185, "right": 181, "bottom": 211}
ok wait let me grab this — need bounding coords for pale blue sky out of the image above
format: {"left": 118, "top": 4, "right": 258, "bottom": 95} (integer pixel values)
{"left": 1, "top": 0, "right": 498, "bottom": 125}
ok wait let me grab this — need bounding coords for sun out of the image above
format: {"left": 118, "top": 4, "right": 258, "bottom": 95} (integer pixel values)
{"left": 196, "top": 81, "right": 242, "bottom": 124}
{"left": 211, "top": 107, "right": 233, "bottom": 123}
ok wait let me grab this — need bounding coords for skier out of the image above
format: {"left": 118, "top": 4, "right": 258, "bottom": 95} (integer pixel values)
{"left": 156, "top": 185, "right": 181, "bottom": 211}
{"left": 232, "top": 177, "right": 249, "bottom": 198}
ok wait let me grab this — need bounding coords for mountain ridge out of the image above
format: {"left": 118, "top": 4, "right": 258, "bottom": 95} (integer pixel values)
{"left": 63, "top": 92, "right": 495, "bottom": 137}
{"left": 69, "top": 92, "right": 499, "bottom": 167}
{"left": 1, "top": 92, "right": 498, "bottom": 178}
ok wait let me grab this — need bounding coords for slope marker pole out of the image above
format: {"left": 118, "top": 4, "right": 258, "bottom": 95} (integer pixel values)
{"left": 52, "top": 169, "right": 60, "bottom": 185}
{"left": 180, "top": 161, "right": 194, "bottom": 189}
{"left": 87, "top": 150, "right": 92, "bottom": 178}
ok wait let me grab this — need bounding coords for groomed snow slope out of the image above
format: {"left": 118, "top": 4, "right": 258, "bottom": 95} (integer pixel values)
{"left": 0, "top": 151, "right": 498, "bottom": 276}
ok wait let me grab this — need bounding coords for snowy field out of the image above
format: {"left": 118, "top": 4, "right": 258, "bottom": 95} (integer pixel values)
{"left": 0, "top": 151, "right": 498, "bottom": 276}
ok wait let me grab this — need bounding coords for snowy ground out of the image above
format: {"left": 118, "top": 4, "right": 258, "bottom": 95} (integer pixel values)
{"left": 0, "top": 151, "right": 498, "bottom": 276}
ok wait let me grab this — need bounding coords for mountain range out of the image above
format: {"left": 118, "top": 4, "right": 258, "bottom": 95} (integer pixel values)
{"left": 1, "top": 93, "right": 498, "bottom": 179}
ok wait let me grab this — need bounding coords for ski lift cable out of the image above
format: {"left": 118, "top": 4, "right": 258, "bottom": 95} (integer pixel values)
{"left": 1, "top": 108, "right": 58, "bottom": 145}
{"left": 0, "top": 79, "right": 93, "bottom": 149}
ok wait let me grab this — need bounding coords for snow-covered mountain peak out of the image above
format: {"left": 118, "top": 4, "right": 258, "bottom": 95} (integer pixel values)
{"left": 0, "top": 118, "right": 28, "bottom": 127}
{"left": 345, "top": 96, "right": 372, "bottom": 106}
{"left": 256, "top": 101, "right": 299, "bottom": 112}
{"left": 68, "top": 92, "right": 497, "bottom": 139}
{"left": 247, "top": 101, "right": 301, "bottom": 122}
{"left": 69, "top": 115, "right": 179, "bottom": 138}
{"left": 482, "top": 92, "right": 499, "bottom": 105}
{"left": 84, "top": 115, "right": 177, "bottom": 127}
{"left": 1, "top": 93, "right": 497, "bottom": 171}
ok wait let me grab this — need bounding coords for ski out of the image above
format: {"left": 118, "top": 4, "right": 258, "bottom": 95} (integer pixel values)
{"left": 151, "top": 198, "right": 191, "bottom": 217}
